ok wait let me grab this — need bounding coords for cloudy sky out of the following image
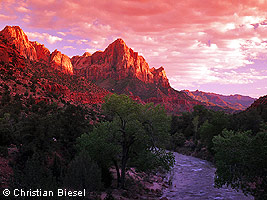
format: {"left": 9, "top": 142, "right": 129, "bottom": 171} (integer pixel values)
{"left": 1, "top": 0, "right": 267, "bottom": 98}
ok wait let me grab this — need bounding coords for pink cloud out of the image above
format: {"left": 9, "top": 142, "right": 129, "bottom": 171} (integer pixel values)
{"left": 26, "top": 32, "right": 63, "bottom": 44}
{"left": 15, "top": 6, "right": 30, "bottom": 13}
{"left": 0, "top": 14, "right": 16, "bottom": 21}
{"left": 63, "top": 45, "right": 76, "bottom": 50}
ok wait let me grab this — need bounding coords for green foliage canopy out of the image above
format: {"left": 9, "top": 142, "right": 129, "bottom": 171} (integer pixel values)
{"left": 77, "top": 94, "right": 174, "bottom": 188}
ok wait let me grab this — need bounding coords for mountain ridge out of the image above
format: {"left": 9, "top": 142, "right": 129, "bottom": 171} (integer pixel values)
{"left": 182, "top": 90, "right": 256, "bottom": 112}
{"left": 0, "top": 25, "right": 108, "bottom": 108}
{"left": 0, "top": 25, "right": 257, "bottom": 114}
{"left": 1, "top": 26, "right": 73, "bottom": 74}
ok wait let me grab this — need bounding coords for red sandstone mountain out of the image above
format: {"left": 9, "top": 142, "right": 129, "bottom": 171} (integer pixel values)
{"left": 0, "top": 26, "right": 73, "bottom": 74}
{"left": 31, "top": 41, "right": 50, "bottom": 63}
{"left": 50, "top": 49, "right": 73, "bottom": 74}
{"left": 71, "top": 38, "right": 201, "bottom": 113}
{"left": 1, "top": 25, "right": 37, "bottom": 60}
{"left": 1, "top": 25, "right": 256, "bottom": 114}
{"left": 183, "top": 90, "right": 255, "bottom": 113}
{"left": 0, "top": 26, "right": 108, "bottom": 107}
{"left": 72, "top": 38, "right": 169, "bottom": 87}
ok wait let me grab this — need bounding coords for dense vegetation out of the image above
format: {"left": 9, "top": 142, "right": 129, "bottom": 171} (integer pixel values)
{"left": 169, "top": 103, "right": 267, "bottom": 199}
{"left": 213, "top": 128, "right": 267, "bottom": 200}
{"left": 0, "top": 88, "right": 99, "bottom": 198}
{"left": 1, "top": 56, "right": 266, "bottom": 199}
{"left": 0, "top": 88, "right": 174, "bottom": 198}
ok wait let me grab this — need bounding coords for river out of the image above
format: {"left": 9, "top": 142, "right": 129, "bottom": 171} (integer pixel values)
{"left": 161, "top": 152, "right": 254, "bottom": 200}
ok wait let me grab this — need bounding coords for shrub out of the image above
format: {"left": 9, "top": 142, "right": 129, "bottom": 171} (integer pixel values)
{"left": 64, "top": 151, "right": 102, "bottom": 192}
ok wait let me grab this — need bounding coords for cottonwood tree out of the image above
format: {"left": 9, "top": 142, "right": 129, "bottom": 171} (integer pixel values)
{"left": 78, "top": 94, "right": 174, "bottom": 188}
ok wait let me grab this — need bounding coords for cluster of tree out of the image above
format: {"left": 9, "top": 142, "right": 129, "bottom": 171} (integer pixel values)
{"left": 169, "top": 105, "right": 230, "bottom": 153}
{"left": 170, "top": 103, "right": 267, "bottom": 151}
{"left": 0, "top": 91, "right": 103, "bottom": 198}
{"left": 213, "top": 127, "right": 267, "bottom": 200}
{"left": 169, "top": 103, "right": 267, "bottom": 199}
{"left": 0, "top": 92, "right": 174, "bottom": 198}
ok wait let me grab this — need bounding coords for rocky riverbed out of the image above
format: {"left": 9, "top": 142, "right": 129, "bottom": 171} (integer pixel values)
{"left": 161, "top": 152, "right": 254, "bottom": 200}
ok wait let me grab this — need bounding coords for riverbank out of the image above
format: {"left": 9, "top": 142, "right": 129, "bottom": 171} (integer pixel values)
{"left": 98, "top": 168, "right": 171, "bottom": 200}
{"left": 173, "top": 139, "right": 215, "bottom": 162}
{"left": 161, "top": 152, "right": 253, "bottom": 200}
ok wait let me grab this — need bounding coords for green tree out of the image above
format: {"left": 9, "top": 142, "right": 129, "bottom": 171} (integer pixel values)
{"left": 78, "top": 94, "right": 174, "bottom": 188}
{"left": 172, "top": 131, "right": 186, "bottom": 148}
{"left": 192, "top": 115, "right": 199, "bottom": 143}
{"left": 213, "top": 128, "right": 267, "bottom": 199}
{"left": 200, "top": 111, "right": 229, "bottom": 152}
{"left": 232, "top": 109, "right": 263, "bottom": 133}
{"left": 199, "top": 120, "right": 214, "bottom": 149}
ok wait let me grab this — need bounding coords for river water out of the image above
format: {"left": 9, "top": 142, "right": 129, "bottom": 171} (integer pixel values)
{"left": 161, "top": 152, "right": 254, "bottom": 200}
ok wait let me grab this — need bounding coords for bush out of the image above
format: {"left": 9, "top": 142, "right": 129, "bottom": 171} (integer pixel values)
{"left": 64, "top": 151, "right": 102, "bottom": 192}
{"left": 172, "top": 132, "right": 186, "bottom": 147}
{"left": 11, "top": 153, "right": 58, "bottom": 191}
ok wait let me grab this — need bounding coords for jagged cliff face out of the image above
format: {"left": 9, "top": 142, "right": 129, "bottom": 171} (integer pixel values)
{"left": 51, "top": 50, "right": 73, "bottom": 74}
{"left": 0, "top": 25, "right": 207, "bottom": 114}
{"left": 30, "top": 41, "right": 50, "bottom": 63}
{"left": 0, "top": 26, "right": 73, "bottom": 74}
{"left": 0, "top": 26, "right": 108, "bottom": 107}
{"left": 72, "top": 38, "right": 170, "bottom": 88}
{"left": 1, "top": 25, "right": 259, "bottom": 114}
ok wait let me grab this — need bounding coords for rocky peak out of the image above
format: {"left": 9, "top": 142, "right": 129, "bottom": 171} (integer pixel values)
{"left": 150, "top": 66, "right": 170, "bottom": 87}
{"left": 0, "top": 25, "right": 37, "bottom": 60}
{"left": 31, "top": 41, "right": 51, "bottom": 63}
{"left": 0, "top": 26, "right": 74, "bottom": 74}
{"left": 72, "top": 38, "right": 170, "bottom": 88}
{"left": 1, "top": 26, "right": 29, "bottom": 45}
{"left": 105, "top": 38, "right": 127, "bottom": 54}
{"left": 51, "top": 50, "right": 73, "bottom": 74}
{"left": 82, "top": 52, "right": 92, "bottom": 57}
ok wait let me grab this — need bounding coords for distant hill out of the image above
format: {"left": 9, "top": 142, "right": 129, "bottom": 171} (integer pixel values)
{"left": 183, "top": 90, "right": 256, "bottom": 113}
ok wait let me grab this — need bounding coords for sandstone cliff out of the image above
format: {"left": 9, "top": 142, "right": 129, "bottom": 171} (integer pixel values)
{"left": 31, "top": 41, "right": 50, "bottom": 63}
{"left": 1, "top": 25, "right": 37, "bottom": 60}
{"left": 51, "top": 50, "right": 73, "bottom": 74}
{"left": 72, "top": 38, "right": 169, "bottom": 87}
{"left": 0, "top": 26, "right": 73, "bottom": 74}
